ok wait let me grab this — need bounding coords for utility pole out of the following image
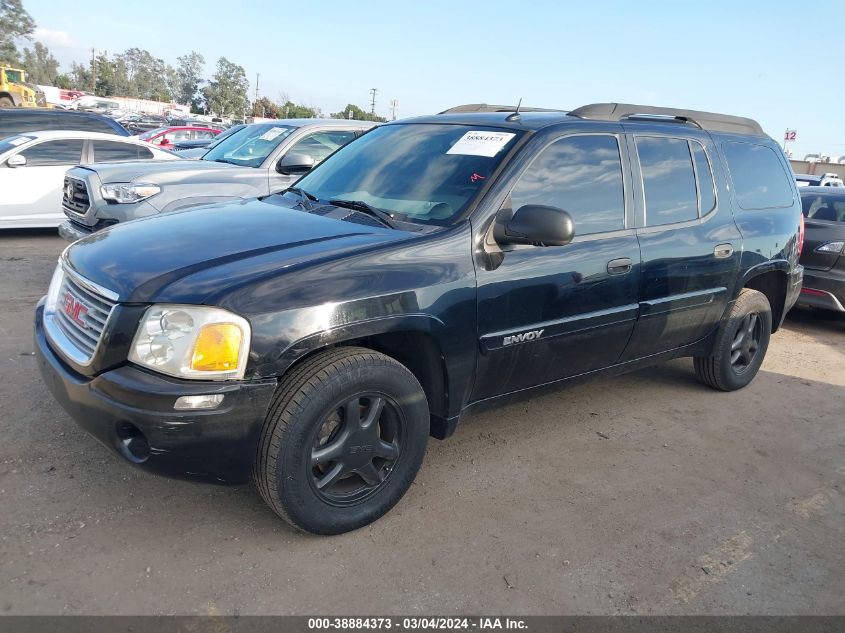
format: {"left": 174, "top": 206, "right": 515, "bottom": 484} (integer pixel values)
{"left": 369, "top": 88, "right": 377, "bottom": 116}
{"left": 389, "top": 99, "right": 398, "bottom": 121}
{"left": 254, "top": 73, "right": 260, "bottom": 117}
{"left": 90, "top": 48, "right": 96, "bottom": 93}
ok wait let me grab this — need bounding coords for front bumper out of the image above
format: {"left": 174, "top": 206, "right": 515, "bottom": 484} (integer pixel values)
{"left": 796, "top": 265, "right": 845, "bottom": 312}
{"left": 35, "top": 301, "right": 277, "bottom": 484}
{"left": 58, "top": 219, "right": 92, "bottom": 242}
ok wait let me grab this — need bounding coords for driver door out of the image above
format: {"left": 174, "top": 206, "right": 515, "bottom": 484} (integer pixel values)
{"left": 473, "top": 133, "right": 641, "bottom": 400}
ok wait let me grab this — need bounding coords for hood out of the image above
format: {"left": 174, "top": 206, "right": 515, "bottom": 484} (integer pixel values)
{"left": 64, "top": 198, "right": 406, "bottom": 303}
{"left": 79, "top": 158, "right": 251, "bottom": 184}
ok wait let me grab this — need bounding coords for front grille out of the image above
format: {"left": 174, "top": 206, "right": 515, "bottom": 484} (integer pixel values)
{"left": 62, "top": 177, "right": 90, "bottom": 215}
{"left": 51, "top": 270, "right": 116, "bottom": 362}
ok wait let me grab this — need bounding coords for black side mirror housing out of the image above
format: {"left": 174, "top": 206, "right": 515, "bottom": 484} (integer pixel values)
{"left": 495, "top": 204, "right": 575, "bottom": 247}
{"left": 277, "top": 152, "right": 316, "bottom": 175}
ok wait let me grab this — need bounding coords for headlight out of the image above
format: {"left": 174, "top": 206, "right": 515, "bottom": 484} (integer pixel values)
{"left": 129, "top": 305, "right": 251, "bottom": 380}
{"left": 44, "top": 262, "right": 64, "bottom": 314}
{"left": 100, "top": 183, "right": 161, "bottom": 203}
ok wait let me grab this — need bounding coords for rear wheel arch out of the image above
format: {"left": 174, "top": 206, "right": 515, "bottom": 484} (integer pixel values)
{"left": 743, "top": 269, "right": 788, "bottom": 332}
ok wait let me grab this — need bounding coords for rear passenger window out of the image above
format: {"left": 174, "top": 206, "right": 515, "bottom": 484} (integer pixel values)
{"left": 92, "top": 140, "right": 153, "bottom": 162}
{"left": 691, "top": 142, "right": 716, "bottom": 215}
{"left": 509, "top": 135, "right": 626, "bottom": 235}
{"left": 722, "top": 141, "right": 793, "bottom": 210}
{"left": 637, "top": 137, "right": 698, "bottom": 225}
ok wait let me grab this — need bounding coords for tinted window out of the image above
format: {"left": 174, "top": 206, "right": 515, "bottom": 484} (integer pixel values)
{"left": 19, "top": 139, "right": 84, "bottom": 166}
{"left": 0, "top": 135, "right": 35, "bottom": 154}
{"left": 722, "top": 141, "right": 793, "bottom": 209}
{"left": 637, "top": 137, "right": 698, "bottom": 225}
{"left": 691, "top": 142, "right": 716, "bottom": 215}
{"left": 287, "top": 130, "right": 358, "bottom": 165}
{"left": 0, "top": 111, "right": 122, "bottom": 137}
{"left": 92, "top": 140, "right": 153, "bottom": 162}
{"left": 801, "top": 194, "right": 845, "bottom": 223}
{"left": 509, "top": 135, "right": 625, "bottom": 235}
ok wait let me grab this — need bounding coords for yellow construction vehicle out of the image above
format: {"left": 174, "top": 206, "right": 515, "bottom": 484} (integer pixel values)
{"left": 0, "top": 65, "right": 39, "bottom": 108}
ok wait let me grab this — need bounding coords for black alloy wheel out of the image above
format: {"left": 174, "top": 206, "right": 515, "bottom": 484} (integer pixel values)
{"left": 729, "top": 312, "right": 763, "bottom": 374}
{"left": 309, "top": 393, "right": 403, "bottom": 504}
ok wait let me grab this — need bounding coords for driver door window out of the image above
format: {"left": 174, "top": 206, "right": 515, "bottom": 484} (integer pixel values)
{"left": 286, "top": 130, "right": 357, "bottom": 166}
{"left": 18, "top": 139, "right": 85, "bottom": 166}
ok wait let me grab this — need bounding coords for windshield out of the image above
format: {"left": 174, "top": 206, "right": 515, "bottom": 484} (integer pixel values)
{"left": 203, "top": 124, "right": 246, "bottom": 150}
{"left": 0, "top": 135, "right": 34, "bottom": 154}
{"left": 139, "top": 127, "right": 168, "bottom": 140}
{"left": 202, "top": 123, "right": 295, "bottom": 167}
{"left": 291, "top": 124, "right": 523, "bottom": 225}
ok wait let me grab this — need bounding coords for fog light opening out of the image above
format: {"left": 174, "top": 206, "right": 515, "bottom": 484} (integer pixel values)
{"left": 115, "top": 422, "right": 150, "bottom": 463}
{"left": 174, "top": 394, "right": 225, "bottom": 410}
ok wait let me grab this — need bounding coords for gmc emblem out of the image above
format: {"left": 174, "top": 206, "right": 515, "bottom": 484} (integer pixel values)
{"left": 62, "top": 291, "right": 89, "bottom": 328}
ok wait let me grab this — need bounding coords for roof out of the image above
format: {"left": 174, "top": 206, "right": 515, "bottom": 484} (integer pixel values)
{"left": 799, "top": 186, "right": 845, "bottom": 195}
{"left": 252, "top": 118, "right": 376, "bottom": 129}
{"left": 8, "top": 130, "right": 142, "bottom": 141}
{"left": 404, "top": 102, "right": 768, "bottom": 136}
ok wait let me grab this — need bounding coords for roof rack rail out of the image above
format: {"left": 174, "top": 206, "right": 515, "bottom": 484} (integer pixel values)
{"left": 439, "top": 103, "right": 564, "bottom": 114}
{"left": 568, "top": 103, "right": 765, "bottom": 137}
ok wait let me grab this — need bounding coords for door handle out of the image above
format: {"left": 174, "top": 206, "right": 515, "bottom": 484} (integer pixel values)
{"left": 607, "top": 257, "right": 633, "bottom": 275}
{"left": 714, "top": 243, "right": 734, "bottom": 259}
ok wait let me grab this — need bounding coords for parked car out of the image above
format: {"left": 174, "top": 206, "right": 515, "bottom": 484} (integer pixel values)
{"left": 121, "top": 115, "right": 168, "bottom": 134}
{"left": 58, "top": 119, "right": 374, "bottom": 241}
{"left": 0, "top": 108, "right": 129, "bottom": 138}
{"left": 0, "top": 131, "right": 177, "bottom": 228}
{"left": 796, "top": 187, "right": 845, "bottom": 311}
{"left": 171, "top": 124, "right": 247, "bottom": 156}
{"left": 795, "top": 173, "right": 844, "bottom": 187}
{"left": 136, "top": 126, "right": 221, "bottom": 151}
{"left": 36, "top": 103, "right": 803, "bottom": 534}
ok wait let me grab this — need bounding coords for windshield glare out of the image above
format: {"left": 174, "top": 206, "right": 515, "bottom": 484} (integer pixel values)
{"left": 202, "top": 123, "right": 294, "bottom": 168}
{"left": 291, "top": 124, "right": 522, "bottom": 226}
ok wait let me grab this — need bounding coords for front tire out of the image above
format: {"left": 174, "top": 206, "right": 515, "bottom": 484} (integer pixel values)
{"left": 0, "top": 96, "right": 14, "bottom": 108}
{"left": 253, "top": 347, "right": 429, "bottom": 535}
{"left": 694, "top": 288, "right": 772, "bottom": 391}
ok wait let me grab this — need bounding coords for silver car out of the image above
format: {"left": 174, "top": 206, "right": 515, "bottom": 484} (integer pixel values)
{"left": 59, "top": 119, "right": 375, "bottom": 240}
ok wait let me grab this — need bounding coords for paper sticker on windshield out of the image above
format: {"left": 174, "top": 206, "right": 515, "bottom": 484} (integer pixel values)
{"left": 259, "top": 127, "right": 286, "bottom": 141}
{"left": 447, "top": 131, "right": 516, "bottom": 157}
{"left": 7, "top": 136, "right": 29, "bottom": 146}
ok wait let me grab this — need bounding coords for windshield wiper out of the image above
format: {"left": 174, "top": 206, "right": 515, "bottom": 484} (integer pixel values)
{"left": 284, "top": 186, "right": 318, "bottom": 202}
{"left": 328, "top": 199, "right": 402, "bottom": 230}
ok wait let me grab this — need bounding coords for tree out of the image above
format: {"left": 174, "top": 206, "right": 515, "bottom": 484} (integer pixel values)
{"left": 202, "top": 57, "right": 248, "bottom": 117}
{"left": 69, "top": 61, "right": 91, "bottom": 91}
{"left": 174, "top": 51, "right": 204, "bottom": 106}
{"left": 0, "top": 0, "right": 35, "bottom": 65}
{"left": 21, "top": 41, "right": 59, "bottom": 85}
{"left": 330, "top": 103, "right": 386, "bottom": 122}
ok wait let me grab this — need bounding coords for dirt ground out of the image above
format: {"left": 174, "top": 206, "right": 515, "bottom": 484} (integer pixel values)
{"left": 1, "top": 231, "right": 843, "bottom": 615}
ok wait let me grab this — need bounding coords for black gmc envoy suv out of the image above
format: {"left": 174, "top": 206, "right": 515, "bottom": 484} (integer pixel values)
{"left": 36, "top": 103, "right": 804, "bottom": 534}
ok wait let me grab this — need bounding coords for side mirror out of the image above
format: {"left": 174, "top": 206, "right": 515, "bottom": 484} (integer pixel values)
{"left": 495, "top": 204, "right": 575, "bottom": 247}
{"left": 277, "top": 152, "right": 315, "bottom": 175}
{"left": 6, "top": 154, "right": 26, "bottom": 168}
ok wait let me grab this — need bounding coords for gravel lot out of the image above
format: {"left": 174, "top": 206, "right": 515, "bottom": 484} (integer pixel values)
{"left": 1, "top": 230, "right": 843, "bottom": 615}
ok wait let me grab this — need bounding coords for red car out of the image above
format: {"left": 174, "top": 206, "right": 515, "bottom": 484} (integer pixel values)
{"left": 137, "top": 126, "right": 221, "bottom": 151}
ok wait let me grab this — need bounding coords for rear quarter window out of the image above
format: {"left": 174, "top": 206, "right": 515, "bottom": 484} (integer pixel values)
{"left": 722, "top": 141, "right": 794, "bottom": 210}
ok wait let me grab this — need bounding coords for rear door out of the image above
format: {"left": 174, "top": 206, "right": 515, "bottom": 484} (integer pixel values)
{"left": 620, "top": 129, "right": 742, "bottom": 360}
{"left": 0, "top": 138, "right": 85, "bottom": 227}
{"left": 473, "top": 131, "right": 641, "bottom": 400}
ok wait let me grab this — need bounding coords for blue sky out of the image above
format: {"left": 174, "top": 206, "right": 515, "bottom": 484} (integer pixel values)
{"left": 20, "top": 0, "right": 845, "bottom": 159}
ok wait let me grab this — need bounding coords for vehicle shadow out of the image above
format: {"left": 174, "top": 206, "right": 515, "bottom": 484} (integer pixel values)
{"left": 783, "top": 305, "right": 845, "bottom": 337}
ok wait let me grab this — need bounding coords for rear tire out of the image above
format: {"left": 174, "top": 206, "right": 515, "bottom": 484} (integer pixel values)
{"left": 0, "top": 96, "right": 14, "bottom": 108}
{"left": 253, "top": 347, "right": 429, "bottom": 535}
{"left": 694, "top": 288, "right": 772, "bottom": 391}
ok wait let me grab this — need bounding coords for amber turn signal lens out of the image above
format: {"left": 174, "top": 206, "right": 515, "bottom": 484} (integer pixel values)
{"left": 190, "top": 323, "right": 243, "bottom": 372}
